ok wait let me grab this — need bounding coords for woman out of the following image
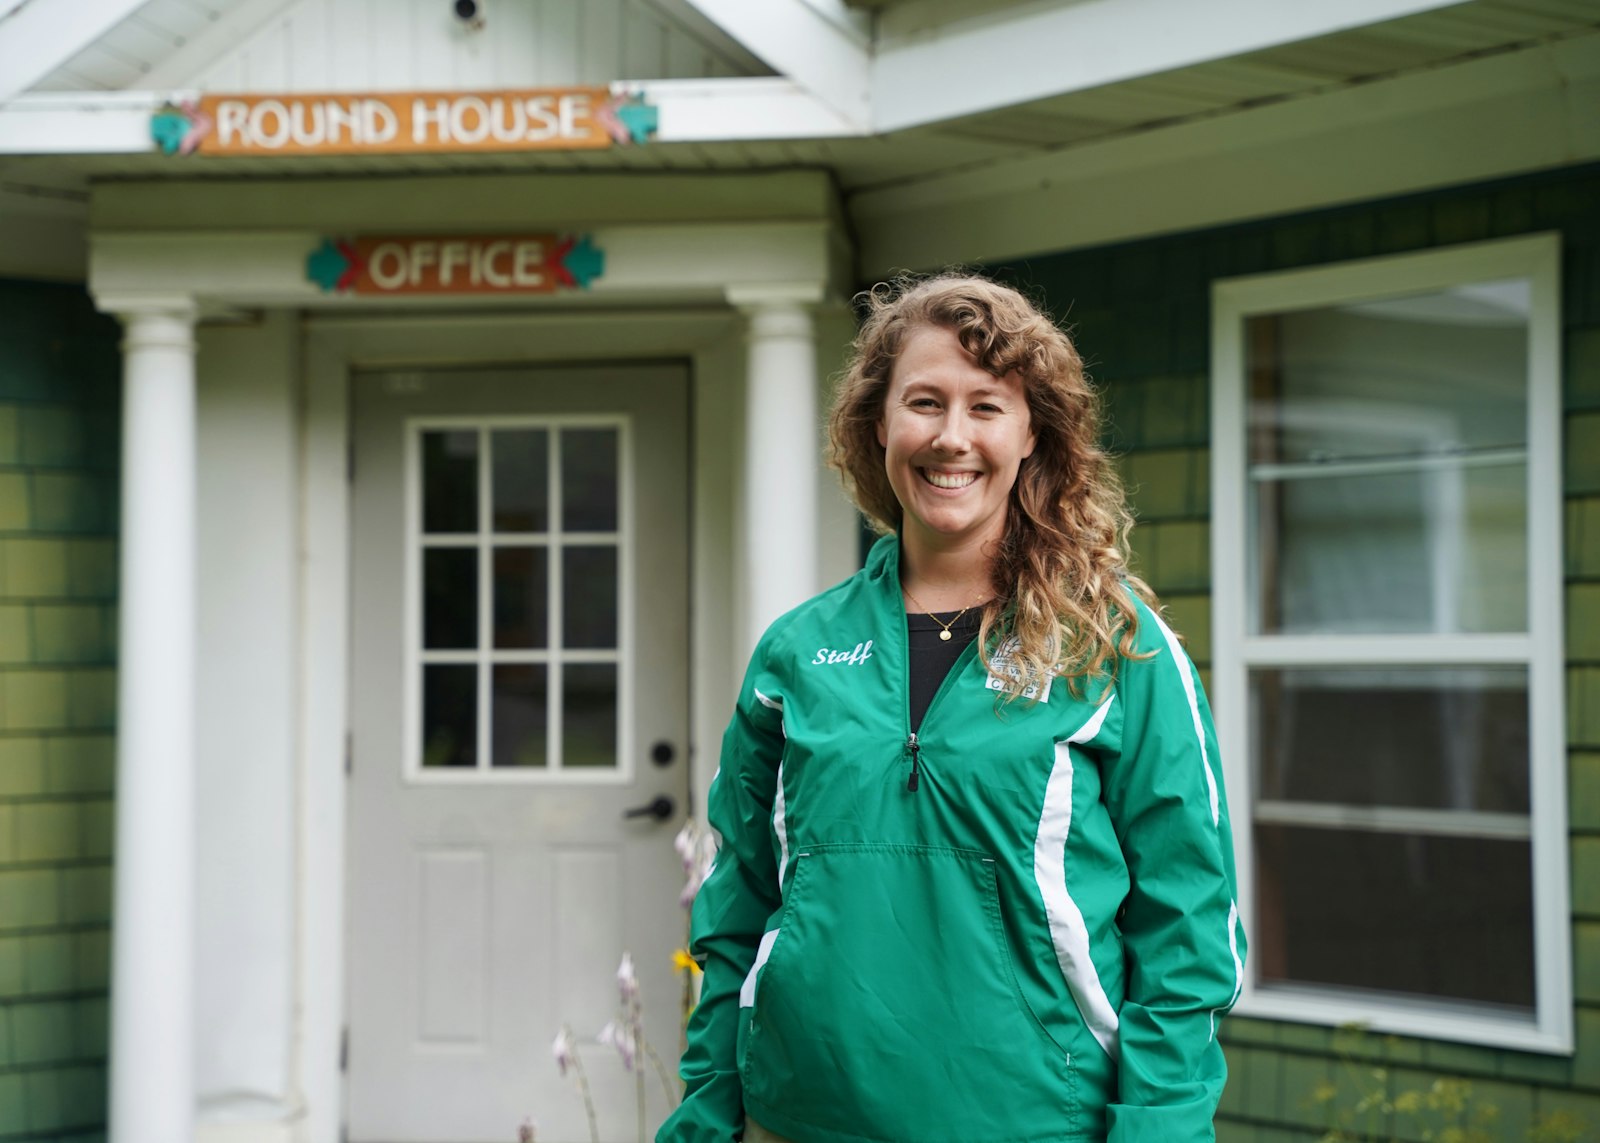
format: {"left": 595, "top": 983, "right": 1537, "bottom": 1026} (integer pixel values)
{"left": 658, "top": 275, "right": 1245, "bottom": 1143}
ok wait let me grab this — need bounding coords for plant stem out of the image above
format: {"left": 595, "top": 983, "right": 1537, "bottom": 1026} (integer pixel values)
{"left": 643, "top": 1040, "right": 680, "bottom": 1108}
{"left": 633, "top": 996, "right": 647, "bottom": 1143}
{"left": 637, "top": 1056, "right": 647, "bottom": 1143}
{"left": 570, "top": 1048, "right": 600, "bottom": 1143}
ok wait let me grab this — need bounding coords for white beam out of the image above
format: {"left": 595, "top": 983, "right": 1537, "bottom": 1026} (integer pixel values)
{"left": 132, "top": 0, "right": 300, "bottom": 90}
{"left": 680, "top": 0, "right": 871, "bottom": 130}
{"left": 646, "top": 77, "right": 861, "bottom": 140}
{"left": 0, "top": 91, "right": 161, "bottom": 153}
{"left": 852, "top": 34, "right": 1600, "bottom": 276}
{"left": 0, "top": 0, "right": 153, "bottom": 102}
{"left": 871, "top": 0, "right": 1465, "bottom": 133}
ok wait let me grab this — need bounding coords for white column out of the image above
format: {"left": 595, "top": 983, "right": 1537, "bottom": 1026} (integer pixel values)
{"left": 729, "top": 286, "right": 824, "bottom": 654}
{"left": 106, "top": 297, "right": 199, "bottom": 1143}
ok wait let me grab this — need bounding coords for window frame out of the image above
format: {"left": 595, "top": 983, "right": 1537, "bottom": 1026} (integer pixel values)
{"left": 402, "top": 413, "right": 636, "bottom": 786}
{"left": 1211, "top": 233, "right": 1570, "bottom": 1052}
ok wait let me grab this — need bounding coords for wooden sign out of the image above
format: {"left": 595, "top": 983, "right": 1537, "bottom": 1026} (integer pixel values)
{"left": 306, "top": 234, "right": 605, "bottom": 295}
{"left": 150, "top": 89, "right": 657, "bottom": 157}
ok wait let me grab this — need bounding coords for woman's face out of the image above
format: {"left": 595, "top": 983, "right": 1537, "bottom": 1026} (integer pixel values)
{"left": 877, "top": 323, "right": 1036, "bottom": 557}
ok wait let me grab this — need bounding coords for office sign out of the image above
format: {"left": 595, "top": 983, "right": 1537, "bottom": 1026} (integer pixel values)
{"left": 306, "top": 234, "right": 605, "bottom": 295}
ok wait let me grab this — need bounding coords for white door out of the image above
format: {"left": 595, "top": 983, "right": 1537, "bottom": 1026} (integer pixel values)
{"left": 347, "top": 363, "right": 690, "bottom": 1143}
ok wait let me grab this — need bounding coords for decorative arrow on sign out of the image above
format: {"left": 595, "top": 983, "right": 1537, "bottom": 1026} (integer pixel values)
{"left": 150, "top": 100, "right": 214, "bottom": 156}
{"left": 597, "top": 91, "right": 659, "bottom": 146}
{"left": 556, "top": 235, "right": 606, "bottom": 289}
{"left": 306, "top": 238, "right": 366, "bottom": 292}
{"left": 306, "top": 239, "right": 349, "bottom": 292}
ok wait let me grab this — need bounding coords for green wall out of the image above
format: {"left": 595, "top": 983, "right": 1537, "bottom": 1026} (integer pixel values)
{"left": 0, "top": 280, "right": 121, "bottom": 1143}
{"left": 991, "top": 163, "right": 1600, "bottom": 1139}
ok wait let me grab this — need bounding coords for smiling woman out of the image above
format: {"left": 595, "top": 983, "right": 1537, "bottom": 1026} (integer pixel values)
{"left": 658, "top": 274, "right": 1247, "bottom": 1143}
{"left": 875, "top": 323, "right": 1037, "bottom": 572}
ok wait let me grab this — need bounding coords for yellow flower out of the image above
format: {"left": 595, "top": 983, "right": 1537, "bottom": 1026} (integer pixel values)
{"left": 672, "top": 948, "right": 702, "bottom": 975}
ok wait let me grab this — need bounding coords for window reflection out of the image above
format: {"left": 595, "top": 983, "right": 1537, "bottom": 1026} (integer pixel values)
{"left": 492, "top": 665, "right": 548, "bottom": 768}
{"left": 493, "top": 429, "right": 549, "bottom": 533}
{"left": 422, "top": 430, "right": 478, "bottom": 533}
{"left": 562, "top": 547, "right": 618, "bottom": 649}
{"left": 1247, "top": 281, "right": 1529, "bottom": 637}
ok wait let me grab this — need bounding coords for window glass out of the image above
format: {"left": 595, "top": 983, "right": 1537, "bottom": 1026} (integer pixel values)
{"left": 492, "top": 429, "right": 549, "bottom": 533}
{"left": 422, "top": 665, "right": 477, "bottom": 768}
{"left": 423, "top": 548, "right": 477, "bottom": 649}
{"left": 493, "top": 546, "right": 549, "bottom": 649}
{"left": 562, "top": 546, "right": 618, "bottom": 649}
{"left": 1254, "top": 825, "right": 1533, "bottom": 1010}
{"left": 562, "top": 664, "right": 618, "bottom": 768}
{"left": 422, "top": 430, "right": 479, "bottom": 533}
{"left": 561, "top": 428, "right": 619, "bottom": 531}
{"left": 492, "top": 665, "right": 548, "bottom": 768}
{"left": 1246, "top": 282, "right": 1529, "bottom": 636}
{"left": 1252, "top": 667, "right": 1529, "bottom": 815}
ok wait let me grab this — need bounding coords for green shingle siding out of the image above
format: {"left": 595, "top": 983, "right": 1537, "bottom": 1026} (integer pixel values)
{"left": 0, "top": 280, "right": 119, "bottom": 1143}
{"left": 991, "top": 162, "right": 1600, "bottom": 1136}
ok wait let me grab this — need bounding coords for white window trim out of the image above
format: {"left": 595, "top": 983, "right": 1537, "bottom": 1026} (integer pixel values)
{"left": 402, "top": 412, "right": 636, "bottom": 786}
{"left": 1211, "top": 232, "right": 1570, "bottom": 1053}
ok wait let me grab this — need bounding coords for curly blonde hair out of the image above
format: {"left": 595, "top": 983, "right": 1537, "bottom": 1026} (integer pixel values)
{"left": 827, "top": 273, "right": 1155, "bottom": 695}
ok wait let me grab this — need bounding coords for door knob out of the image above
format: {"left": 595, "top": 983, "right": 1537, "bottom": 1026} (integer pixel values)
{"left": 622, "top": 795, "right": 675, "bottom": 822}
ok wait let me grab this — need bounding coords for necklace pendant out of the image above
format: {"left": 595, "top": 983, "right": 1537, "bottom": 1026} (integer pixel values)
{"left": 939, "top": 630, "right": 952, "bottom": 641}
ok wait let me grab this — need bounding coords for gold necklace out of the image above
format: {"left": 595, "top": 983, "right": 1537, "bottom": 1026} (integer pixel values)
{"left": 902, "top": 585, "right": 983, "bottom": 641}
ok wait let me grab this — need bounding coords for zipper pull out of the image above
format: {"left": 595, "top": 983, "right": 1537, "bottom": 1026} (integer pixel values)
{"left": 906, "top": 732, "right": 921, "bottom": 792}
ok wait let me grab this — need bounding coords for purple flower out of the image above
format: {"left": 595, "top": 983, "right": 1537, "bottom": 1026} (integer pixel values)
{"left": 673, "top": 821, "right": 697, "bottom": 869}
{"left": 597, "top": 1020, "right": 637, "bottom": 1070}
{"left": 616, "top": 951, "right": 639, "bottom": 1003}
{"left": 674, "top": 820, "right": 719, "bottom": 907}
{"left": 551, "top": 1026, "right": 576, "bottom": 1077}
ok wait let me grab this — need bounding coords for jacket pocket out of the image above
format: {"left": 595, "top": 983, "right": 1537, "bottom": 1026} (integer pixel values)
{"left": 741, "top": 843, "right": 1077, "bottom": 1143}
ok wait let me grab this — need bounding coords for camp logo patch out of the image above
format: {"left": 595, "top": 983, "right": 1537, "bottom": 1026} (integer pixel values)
{"left": 985, "top": 637, "right": 1051, "bottom": 702}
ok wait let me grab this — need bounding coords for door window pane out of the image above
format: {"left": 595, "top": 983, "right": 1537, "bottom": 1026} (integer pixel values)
{"left": 492, "top": 665, "right": 548, "bottom": 768}
{"left": 423, "top": 548, "right": 477, "bottom": 649}
{"left": 561, "top": 428, "right": 619, "bottom": 531}
{"left": 1253, "top": 667, "right": 1529, "bottom": 814}
{"left": 423, "top": 430, "right": 479, "bottom": 534}
{"left": 1254, "top": 825, "right": 1533, "bottom": 1010}
{"left": 563, "top": 664, "right": 617, "bottom": 768}
{"left": 493, "top": 546, "right": 549, "bottom": 649}
{"left": 492, "top": 429, "right": 549, "bottom": 533}
{"left": 422, "top": 665, "right": 477, "bottom": 768}
{"left": 562, "top": 546, "right": 618, "bottom": 649}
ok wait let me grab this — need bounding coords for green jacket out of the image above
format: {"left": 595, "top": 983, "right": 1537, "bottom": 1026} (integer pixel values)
{"left": 659, "top": 536, "right": 1244, "bottom": 1143}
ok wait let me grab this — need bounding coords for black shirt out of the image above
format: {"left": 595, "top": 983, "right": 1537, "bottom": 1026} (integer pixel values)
{"left": 906, "top": 608, "right": 982, "bottom": 732}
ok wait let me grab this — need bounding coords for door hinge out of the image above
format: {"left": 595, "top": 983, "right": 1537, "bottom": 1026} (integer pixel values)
{"left": 341, "top": 1025, "right": 349, "bottom": 1072}
{"left": 347, "top": 437, "right": 356, "bottom": 483}
{"left": 345, "top": 732, "right": 353, "bottom": 776}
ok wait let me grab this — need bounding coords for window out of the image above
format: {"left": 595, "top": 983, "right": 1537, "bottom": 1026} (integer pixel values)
{"left": 1212, "top": 235, "right": 1569, "bottom": 1050}
{"left": 406, "top": 417, "right": 632, "bottom": 782}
